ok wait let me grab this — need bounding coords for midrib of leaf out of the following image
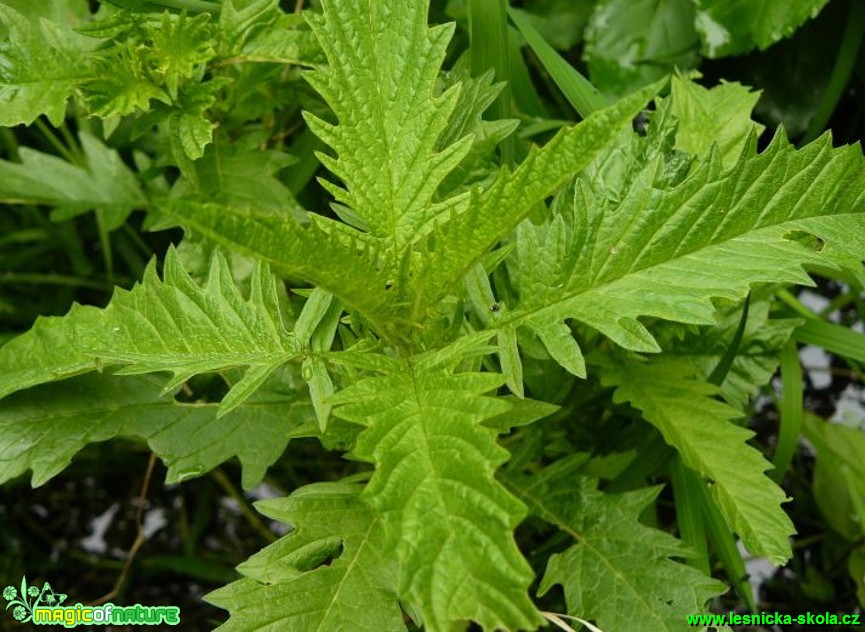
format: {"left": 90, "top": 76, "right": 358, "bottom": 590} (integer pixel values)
{"left": 313, "top": 520, "right": 376, "bottom": 632}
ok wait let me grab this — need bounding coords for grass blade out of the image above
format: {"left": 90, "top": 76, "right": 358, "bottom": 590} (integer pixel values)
{"left": 772, "top": 340, "right": 803, "bottom": 483}
{"left": 670, "top": 456, "right": 710, "bottom": 575}
{"left": 793, "top": 319, "right": 865, "bottom": 365}
{"left": 508, "top": 7, "right": 607, "bottom": 117}
{"left": 468, "top": 0, "right": 514, "bottom": 164}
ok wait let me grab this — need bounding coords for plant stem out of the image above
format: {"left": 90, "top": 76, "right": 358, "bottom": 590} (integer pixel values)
{"left": 0, "top": 272, "right": 114, "bottom": 290}
{"left": 210, "top": 468, "right": 277, "bottom": 544}
{"left": 34, "top": 119, "right": 78, "bottom": 165}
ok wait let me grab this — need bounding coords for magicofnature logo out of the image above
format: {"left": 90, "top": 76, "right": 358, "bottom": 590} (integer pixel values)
{"left": 3, "top": 576, "right": 180, "bottom": 627}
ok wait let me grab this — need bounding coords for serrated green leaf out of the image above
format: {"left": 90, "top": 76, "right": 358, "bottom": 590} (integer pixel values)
{"left": 438, "top": 59, "right": 519, "bottom": 194}
{"left": 414, "top": 80, "right": 663, "bottom": 316}
{"left": 217, "top": 0, "right": 321, "bottom": 65}
{"left": 86, "top": 46, "right": 171, "bottom": 118}
{"left": 503, "top": 462, "right": 724, "bottom": 632}
{"left": 0, "top": 249, "right": 300, "bottom": 411}
{"left": 666, "top": 73, "right": 765, "bottom": 167}
{"left": 0, "top": 372, "right": 316, "bottom": 488}
{"left": 0, "top": 4, "right": 90, "bottom": 126}
{"left": 148, "top": 11, "right": 214, "bottom": 99}
{"left": 600, "top": 357, "right": 795, "bottom": 564}
{"left": 694, "top": 0, "right": 830, "bottom": 57}
{"left": 332, "top": 367, "right": 539, "bottom": 631}
{"left": 584, "top": 0, "right": 699, "bottom": 98}
{"left": 161, "top": 81, "right": 219, "bottom": 163}
{"left": 303, "top": 0, "right": 473, "bottom": 265}
{"left": 0, "top": 132, "right": 145, "bottom": 230}
{"left": 503, "top": 128, "right": 865, "bottom": 357}
{"left": 164, "top": 200, "right": 401, "bottom": 339}
{"left": 172, "top": 141, "right": 304, "bottom": 220}
{"left": 208, "top": 481, "right": 405, "bottom": 631}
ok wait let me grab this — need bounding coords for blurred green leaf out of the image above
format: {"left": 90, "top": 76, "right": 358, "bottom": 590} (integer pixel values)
{"left": 0, "top": 132, "right": 145, "bottom": 230}
{"left": 804, "top": 414, "right": 865, "bottom": 541}
{"left": 0, "top": 371, "right": 316, "bottom": 489}
{"left": 516, "top": 0, "right": 593, "bottom": 51}
{"left": 584, "top": 0, "right": 699, "bottom": 97}
{"left": 694, "top": 0, "right": 830, "bottom": 57}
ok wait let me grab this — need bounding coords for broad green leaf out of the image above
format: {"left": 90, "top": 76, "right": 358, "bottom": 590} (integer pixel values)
{"left": 0, "top": 4, "right": 90, "bottom": 126}
{"left": 0, "top": 132, "right": 146, "bottom": 230}
{"left": 694, "top": 0, "right": 830, "bottom": 57}
{"left": 504, "top": 129, "right": 865, "bottom": 356}
{"left": 503, "top": 461, "right": 724, "bottom": 632}
{"left": 600, "top": 357, "right": 795, "bottom": 564}
{"left": 332, "top": 368, "right": 539, "bottom": 631}
{"left": 665, "top": 73, "right": 765, "bottom": 168}
{"left": 0, "top": 249, "right": 300, "bottom": 415}
{"left": 0, "top": 0, "right": 90, "bottom": 29}
{"left": 208, "top": 481, "right": 405, "bottom": 631}
{"left": 583, "top": 0, "right": 699, "bottom": 98}
{"left": 0, "top": 372, "right": 316, "bottom": 488}
{"left": 303, "top": 0, "right": 473, "bottom": 265}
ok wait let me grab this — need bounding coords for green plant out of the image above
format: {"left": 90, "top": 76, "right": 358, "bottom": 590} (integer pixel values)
{"left": 1, "top": 0, "right": 864, "bottom": 630}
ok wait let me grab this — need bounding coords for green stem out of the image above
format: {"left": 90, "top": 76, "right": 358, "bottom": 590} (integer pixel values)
{"left": 772, "top": 341, "right": 803, "bottom": 483}
{"left": 803, "top": 0, "right": 865, "bottom": 143}
{"left": 95, "top": 209, "right": 115, "bottom": 287}
{"left": 0, "top": 127, "right": 19, "bottom": 159}
{"left": 0, "top": 272, "right": 114, "bottom": 290}
{"left": 34, "top": 119, "right": 78, "bottom": 164}
{"left": 210, "top": 469, "right": 277, "bottom": 544}
{"left": 776, "top": 289, "right": 819, "bottom": 320}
